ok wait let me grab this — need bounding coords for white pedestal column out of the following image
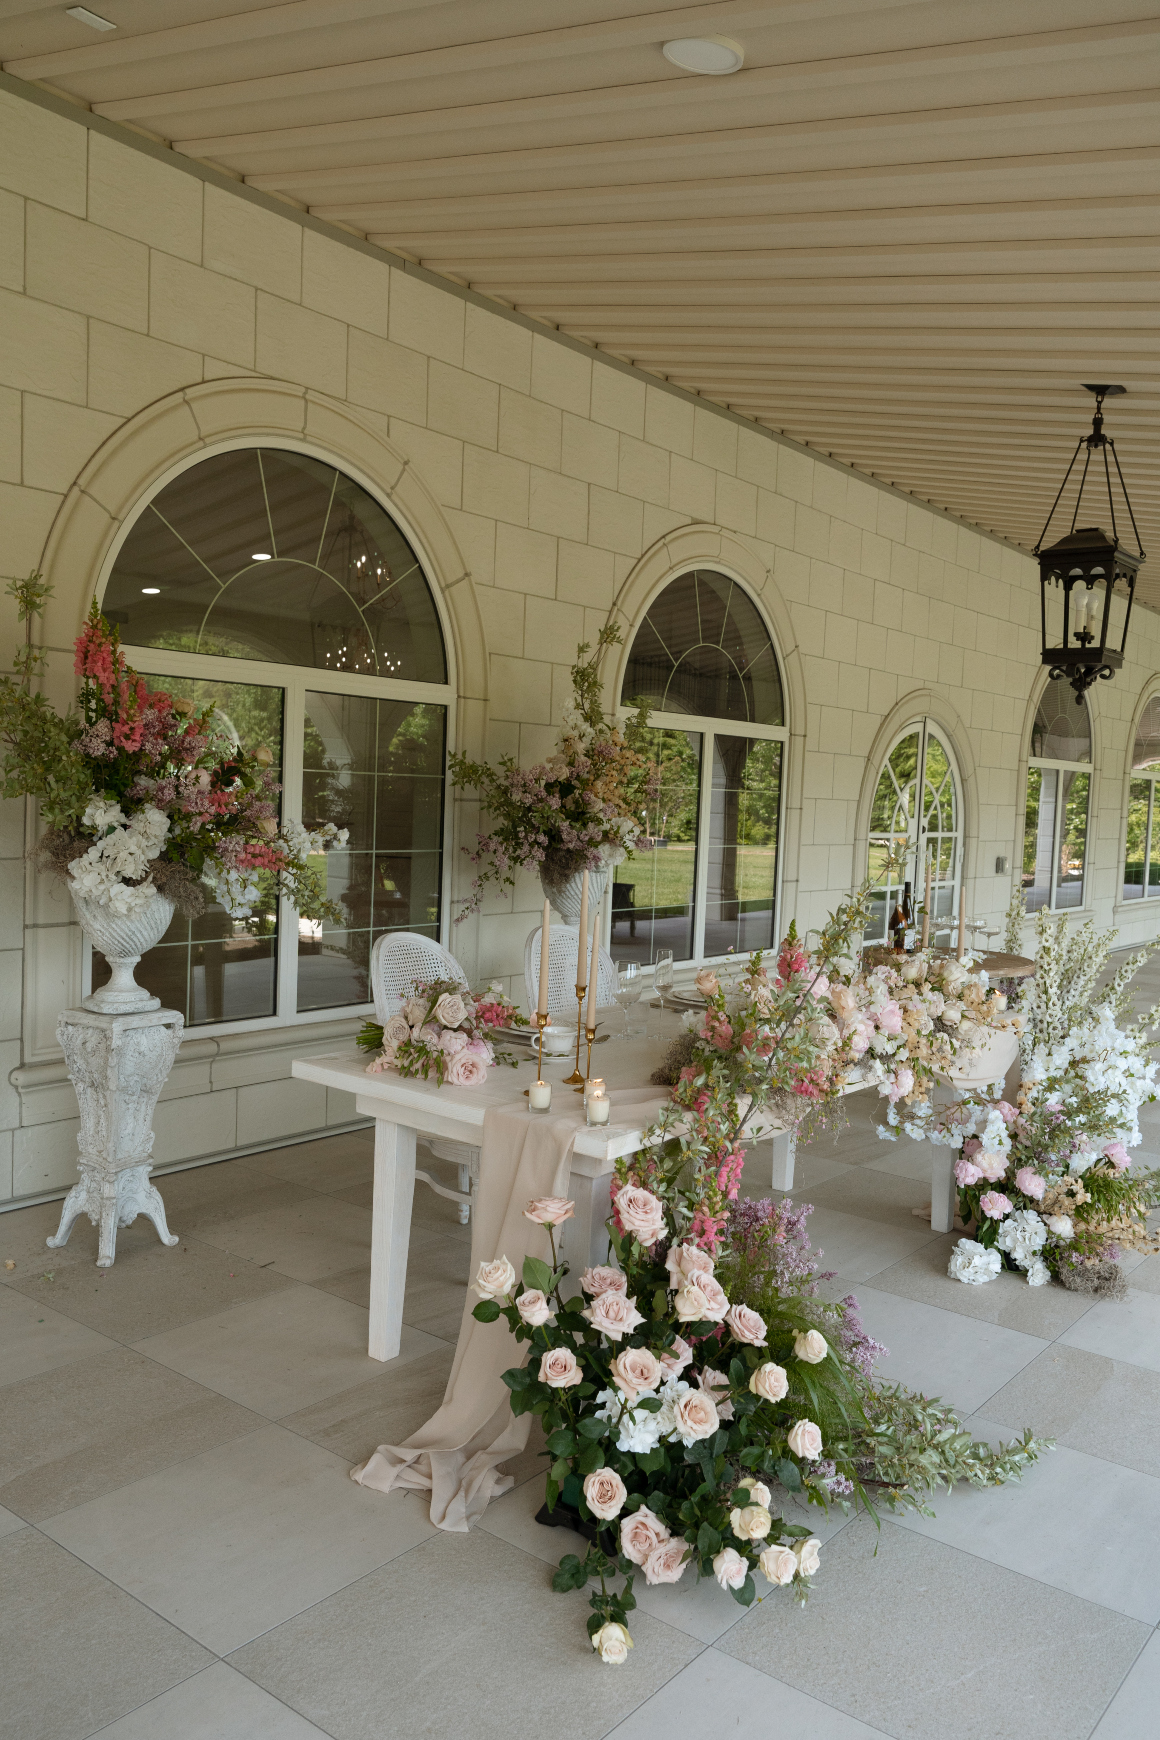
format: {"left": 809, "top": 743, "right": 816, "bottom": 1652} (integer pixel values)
{"left": 47, "top": 1006, "right": 184, "bottom": 1268}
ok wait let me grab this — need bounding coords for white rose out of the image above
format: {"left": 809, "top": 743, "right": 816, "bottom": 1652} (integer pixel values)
{"left": 758, "top": 1543, "right": 797, "bottom": 1586}
{"left": 673, "top": 1275, "right": 730, "bottom": 1323}
{"left": 473, "top": 1255, "right": 516, "bottom": 1301}
{"left": 591, "top": 1621, "right": 633, "bottom": 1665}
{"left": 672, "top": 1389, "right": 719, "bottom": 1444}
{"left": 729, "top": 1504, "right": 772, "bottom": 1542}
{"left": 737, "top": 1478, "right": 772, "bottom": 1509}
{"left": 793, "top": 1329, "right": 828, "bottom": 1364}
{"left": 433, "top": 992, "right": 467, "bottom": 1028}
{"left": 381, "top": 1013, "right": 411, "bottom": 1050}
{"left": 713, "top": 1546, "right": 748, "bottom": 1590}
{"left": 787, "top": 1419, "right": 823, "bottom": 1460}
{"left": 795, "top": 1537, "right": 821, "bottom": 1577}
{"left": 749, "top": 1361, "right": 789, "bottom": 1403}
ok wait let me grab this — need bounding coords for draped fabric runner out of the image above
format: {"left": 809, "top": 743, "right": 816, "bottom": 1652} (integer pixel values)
{"left": 351, "top": 1091, "right": 666, "bottom": 1531}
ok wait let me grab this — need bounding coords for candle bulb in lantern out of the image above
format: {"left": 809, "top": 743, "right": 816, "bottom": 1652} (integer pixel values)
{"left": 576, "top": 869, "right": 589, "bottom": 992}
{"left": 585, "top": 913, "right": 600, "bottom": 1032}
{"left": 537, "top": 899, "right": 551, "bottom": 1017}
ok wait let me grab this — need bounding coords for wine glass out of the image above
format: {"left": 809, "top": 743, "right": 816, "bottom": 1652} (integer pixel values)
{"left": 653, "top": 948, "right": 674, "bottom": 1007}
{"left": 614, "top": 963, "right": 643, "bottom": 1035}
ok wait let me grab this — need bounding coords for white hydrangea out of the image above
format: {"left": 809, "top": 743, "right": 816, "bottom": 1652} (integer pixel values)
{"left": 996, "top": 1208, "right": 1048, "bottom": 1272}
{"left": 81, "top": 796, "right": 126, "bottom": 833}
{"left": 593, "top": 1387, "right": 664, "bottom": 1454}
{"left": 1025, "top": 1256, "right": 1051, "bottom": 1287}
{"left": 68, "top": 805, "right": 170, "bottom": 912}
{"left": 947, "top": 1239, "right": 1001, "bottom": 1285}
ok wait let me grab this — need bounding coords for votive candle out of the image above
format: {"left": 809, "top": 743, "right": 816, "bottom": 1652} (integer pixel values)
{"left": 537, "top": 898, "right": 551, "bottom": 1016}
{"left": 586, "top": 1090, "right": 610, "bottom": 1126}
{"left": 584, "top": 1076, "right": 606, "bottom": 1102}
{"left": 528, "top": 1079, "right": 552, "bottom": 1111}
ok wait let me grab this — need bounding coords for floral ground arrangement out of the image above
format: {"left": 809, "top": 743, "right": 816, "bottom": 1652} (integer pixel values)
{"left": 472, "top": 894, "right": 1046, "bottom": 1661}
{"left": 357, "top": 979, "right": 528, "bottom": 1085}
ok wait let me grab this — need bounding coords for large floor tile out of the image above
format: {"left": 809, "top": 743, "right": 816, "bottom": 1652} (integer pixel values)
{"left": 608, "top": 1647, "right": 890, "bottom": 1739}
{"left": 280, "top": 1342, "right": 455, "bottom": 1463}
{"left": 804, "top": 1165, "right": 934, "bottom": 1230}
{"left": 0, "top": 1503, "right": 26, "bottom": 1537}
{"left": 867, "top": 1234, "right": 1097, "bottom": 1338}
{"left": 0, "top": 1345, "right": 263, "bottom": 1522}
{"left": 246, "top": 1132, "right": 374, "bottom": 1196}
{"left": 230, "top": 1526, "right": 700, "bottom": 1740}
{"left": 1090, "top": 1628, "right": 1160, "bottom": 1739}
{"left": 0, "top": 1528, "right": 212, "bottom": 1740}
{"left": 42, "top": 1421, "right": 439, "bottom": 1655}
{"left": 717, "top": 1516, "right": 1147, "bottom": 1740}
{"left": 0, "top": 1285, "right": 117, "bottom": 1388}
{"left": 5, "top": 1229, "right": 297, "bottom": 1342}
{"left": 785, "top": 1205, "right": 936, "bottom": 1284}
{"left": 1059, "top": 1286, "right": 1160, "bottom": 1372}
{"left": 89, "top": 1661, "right": 333, "bottom": 1738}
{"left": 153, "top": 1160, "right": 315, "bottom": 1238}
{"left": 133, "top": 1283, "right": 444, "bottom": 1417}
{"left": 984, "top": 1344, "right": 1160, "bottom": 1477}
{"left": 893, "top": 1424, "right": 1160, "bottom": 1623}
{"left": 189, "top": 1192, "right": 374, "bottom": 1283}
{"left": 849, "top": 1285, "right": 1046, "bottom": 1414}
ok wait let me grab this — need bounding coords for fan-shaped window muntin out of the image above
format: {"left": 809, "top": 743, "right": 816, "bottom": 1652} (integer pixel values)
{"left": 866, "top": 722, "right": 961, "bottom": 945}
{"left": 613, "top": 572, "right": 787, "bottom": 968}
{"left": 90, "top": 445, "right": 453, "bottom": 1032}
{"left": 1124, "top": 693, "right": 1160, "bottom": 902}
{"left": 1025, "top": 678, "right": 1091, "bottom": 914}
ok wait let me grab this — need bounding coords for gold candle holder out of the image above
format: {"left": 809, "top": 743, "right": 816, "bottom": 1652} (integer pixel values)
{"left": 562, "top": 985, "right": 586, "bottom": 1085}
{"left": 574, "top": 1027, "right": 598, "bottom": 1092}
{"left": 522, "top": 1011, "right": 551, "bottom": 1097}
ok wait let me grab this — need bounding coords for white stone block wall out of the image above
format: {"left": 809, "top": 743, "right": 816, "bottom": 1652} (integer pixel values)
{"left": 1, "top": 77, "right": 1158, "bottom": 1209}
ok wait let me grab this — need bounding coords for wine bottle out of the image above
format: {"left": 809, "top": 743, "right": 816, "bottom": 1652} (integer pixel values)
{"left": 889, "top": 892, "right": 907, "bottom": 952}
{"left": 901, "top": 880, "right": 916, "bottom": 951}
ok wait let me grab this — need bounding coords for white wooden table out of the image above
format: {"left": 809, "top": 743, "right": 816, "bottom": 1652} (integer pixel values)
{"left": 293, "top": 1017, "right": 796, "bottom": 1363}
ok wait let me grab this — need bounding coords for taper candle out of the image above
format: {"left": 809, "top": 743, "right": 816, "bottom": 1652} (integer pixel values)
{"left": 957, "top": 884, "right": 966, "bottom": 961}
{"left": 921, "top": 852, "right": 932, "bottom": 950}
{"left": 576, "top": 869, "right": 589, "bottom": 990}
{"left": 537, "top": 898, "right": 551, "bottom": 1016}
{"left": 585, "top": 914, "right": 600, "bottom": 1031}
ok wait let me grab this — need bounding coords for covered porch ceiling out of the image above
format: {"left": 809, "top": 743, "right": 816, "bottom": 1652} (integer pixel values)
{"left": 4, "top": 0, "right": 1158, "bottom": 595}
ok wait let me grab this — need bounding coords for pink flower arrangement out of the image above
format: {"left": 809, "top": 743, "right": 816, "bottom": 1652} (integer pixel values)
{"left": 363, "top": 976, "right": 527, "bottom": 1086}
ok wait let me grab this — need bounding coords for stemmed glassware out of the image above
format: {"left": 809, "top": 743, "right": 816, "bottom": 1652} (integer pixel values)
{"left": 614, "top": 962, "right": 643, "bottom": 1035}
{"left": 653, "top": 948, "right": 674, "bottom": 1007}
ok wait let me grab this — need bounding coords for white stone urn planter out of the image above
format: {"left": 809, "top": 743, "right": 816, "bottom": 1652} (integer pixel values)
{"left": 70, "top": 887, "right": 175, "bottom": 1012}
{"left": 539, "top": 843, "right": 624, "bottom": 925}
{"left": 939, "top": 1026, "right": 1020, "bottom": 1092}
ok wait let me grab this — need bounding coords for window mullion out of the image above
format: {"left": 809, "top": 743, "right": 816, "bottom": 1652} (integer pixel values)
{"left": 692, "top": 731, "right": 712, "bottom": 961}
{"left": 276, "top": 680, "right": 306, "bottom": 1019}
{"left": 1147, "top": 782, "right": 1156, "bottom": 901}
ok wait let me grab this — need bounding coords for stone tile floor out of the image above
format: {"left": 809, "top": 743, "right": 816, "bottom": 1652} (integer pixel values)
{"left": 4, "top": 978, "right": 1160, "bottom": 1738}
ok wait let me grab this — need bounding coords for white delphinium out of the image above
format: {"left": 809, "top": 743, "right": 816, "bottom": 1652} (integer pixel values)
{"left": 212, "top": 867, "right": 261, "bottom": 918}
{"left": 282, "top": 819, "right": 350, "bottom": 864}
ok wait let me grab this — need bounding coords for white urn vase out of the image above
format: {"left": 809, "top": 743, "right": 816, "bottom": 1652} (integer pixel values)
{"left": 539, "top": 843, "right": 623, "bottom": 925}
{"left": 940, "top": 1026, "right": 1020, "bottom": 1092}
{"left": 70, "top": 886, "right": 175, "bottom": 1013}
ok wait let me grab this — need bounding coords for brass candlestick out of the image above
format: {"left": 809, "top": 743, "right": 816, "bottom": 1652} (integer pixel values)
{"left": 573, "top": 1025, "right": 598, "bottom": 1092}
{"left": 562, "top": 986, "right": 586, "bottom": 1085}
{"left": 522, "top": 1011, "right": 551, "bottom": 1097}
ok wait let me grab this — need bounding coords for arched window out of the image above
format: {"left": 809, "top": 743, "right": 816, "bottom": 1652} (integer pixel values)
{"left": 866, "top": 721, "right": 961, "bottom": 944}
{"left": 1124, "top": 694, "right": 1160, "bottom": 900}
{"left": 1023, "top": 680, "right": 1091, "bottom": 912}
{"left": 614, "top": 570, "right": 787, "bottom": 964}
{"left": 96, "top": 446, "right": 451, "bottom": 1028}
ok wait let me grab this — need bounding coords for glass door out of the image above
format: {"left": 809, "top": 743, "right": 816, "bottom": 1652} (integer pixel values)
{"left": 867, "top": 720, "right": 960, "bottom": 943}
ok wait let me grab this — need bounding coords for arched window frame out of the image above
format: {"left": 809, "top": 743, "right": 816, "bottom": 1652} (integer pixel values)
{"left": 90, "top": 436, "right": 457, "bottom": 1037}
{"left": 1023, "top": 679, "right": 1092, "bottom": 914}
{"left": 612, "top": 566, "right": 789, "bottom": 966}
{"left": 1121, "top": 685, "right": 1160, "bottom": 905}
{"left": 865, "top": 719, "right": 963, "bottom": 946}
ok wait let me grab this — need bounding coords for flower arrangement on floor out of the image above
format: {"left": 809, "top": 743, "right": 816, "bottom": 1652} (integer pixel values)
{"left": 939, "top": 903, "right": 1160, "bottom": 1293}
{"left": 0, "top": 580, "right": 345, "bottom": 923}
{"left": 358, "top": 979, "right": 528, "bottom": 1085}
{"left": 448, "top": 625, "right": 655, "bottom": 918}
{"left": 471, "top": 892, "right": 1046, "bottom": 1660}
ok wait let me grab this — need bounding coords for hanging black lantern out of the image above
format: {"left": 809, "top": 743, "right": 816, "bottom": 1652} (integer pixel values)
{"left": 1035, "top": 384, "right": 1145, "bottom": 698}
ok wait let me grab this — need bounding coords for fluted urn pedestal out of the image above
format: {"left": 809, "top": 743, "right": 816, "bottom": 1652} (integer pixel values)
{"left": 47, "top": 1005, "right": 184, "bottom": 1268}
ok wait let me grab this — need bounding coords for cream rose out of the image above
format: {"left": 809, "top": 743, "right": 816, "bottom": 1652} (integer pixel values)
{"left": 581, "top": 1290, "right": 645, "bottom": 1341}
{"left": 580, "top": 1265, "right": 627, "bottom": 1296}
{"left": 614, "top": 1186, "right": 667, "bottom": 1246}
{"left": 787, "top": 1419, "right": 823, "bottom": 1460}
{"left": 402, "top": 997, "right": 425, "bottom": 1025}
{"left": 619, "top": 1504, "right": 669, "bottom": 1566}
{"left": 726, "top": 1303, "right": 767, "bottom": 1345}
{"left": 673, "top": 1275, "right": 729, "bottom": 1323}
{"left": 696, "top": 1367, "right": 734, "bottom": 1421}
{"left": 643, "top": 1536, "right": 690, "bottom": 1586}
{"left": 672, "top": 1388, "right": 719, "bottom": 1444}
{"left": 758, "top": 1543, "right": 797, "bottom": 1587}
{"left": 538, "top": 1346, "right": 583, "bottom": 1388}
{"left": 749, "top": 1361, "right": 789, "bottom": 1403}
{"left": 433, "top": 992, "right": 467, "bottom": 1028}
{"left": 382, "top": 1013, "right": 411, "bottom": 1050}
{"left": 729, "top": 1504, "right": 772, "bottom": 1542}
{"left": 473, "top": 1255, "right": 516, "bottom": 1301}
{"left": 609, "top": 1346, "right": 663, "bottom": 1403}
{"left": 523, "top": 1196, "right": 575, "bottom": 1226}
{"left": 713, "top": 1546, "right": 748, "bottom": 1591}
{"left": 446, "top": 1050, "right": 487, "bottom": 1087}
{"left": 515, "top": 1288, "right": 551, "bottom": 1327}
{"left": 737, "top": 1478, "right": 772, "bottom": 1509}
{"left": 665, "top": 1241, "right": 715, "bottom": 1285}
{"left": 583, "top": 1468, "right": 628, "bottom": 1521}
{"left": 695, "top": 968, "right": 719, "bottom": 997}
{"left": 793, "top": 1329, "right": 828, "bottom": 1364}
{"left": 591, "top": 1621, "right": 632, "bottom": 1665}
{"left": 658, "top": 1335, "right": 693, "bottom": 1376}
{"left": 795, "top": 1537, "right": 821, "bottom": 1577}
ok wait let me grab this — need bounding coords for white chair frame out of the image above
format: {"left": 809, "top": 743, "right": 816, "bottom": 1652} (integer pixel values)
{"left": 523, "top": 925, "right": 619, "bottom": 1023}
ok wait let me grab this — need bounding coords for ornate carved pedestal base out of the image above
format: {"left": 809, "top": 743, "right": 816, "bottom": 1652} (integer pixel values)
{"left": 47, "top": 1006, "right": 184, "bottom": 1268}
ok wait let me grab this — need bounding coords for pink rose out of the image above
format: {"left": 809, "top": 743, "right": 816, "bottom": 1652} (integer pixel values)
{"left": 439, "top": 1028, "right": 468, "bottom": 1056}
{"left": 849, "top": 1019, "right": 874, "bottom": 1057}
{"left": 581, "top": 1290, "right": 645, "bottom": 1341}
{"left": 713, "top": 1546, "right": 748, "bottom": 1591}
{"left": 787, "top": 1419, "right": 823, "bottom": 1460}
{"left": 433, "top": 992, "right": 467, "bottom": 1028}
{"left": 954, "top": 1157, "right": 983, "bottom": 1187}
{"left": 674, "top": 1274, "right": 730, "bottom": 1323}
{"left": 725, "top": 1303, "right": 767, "bottom": 1346}
{"left": 977, "top": 1151, "right": 1009, "bottom": 1182}
{"left": 749, "top": 1362, "right": 789, "bottom": 1403}
{"left": 614, "top": 1186, "right": 667, "bottom": 1246}
{"left": 696, "top": 1366, "right": 734, "bottom": 1421}
{"left": 516, "top": 1289, "right": 551, "bottom": 1326}
{"left": 1015, "top": 1167, "right": 1046, "bottom": 1200}
{"left": 759, "top": 1543, "right": 797, "bottom": 1586}
{"left": 1105, "top": 1141, "right": 1131, "bottom": 1172}
{"left": 963, "top": 1138, "right": 981, "bottom": 1155}
{"left": 580, "top": 1265, "right": 627, "bottom": 1296}
{"left": 659, "top": 1335, "right": 692, "bottom": 1377}
{"left": 665, "top": 1242, "right": 715, "bottom": 1285}
{"left": 402, "top": 997, "right": 425, "bottom": 1024}
{"left": 887, "top": 1065, "right": 914, "bottom": 1104}
{"left": 643, "top": 1536, "right": 690, "bottom": 1586}
{"left": 382, "top": 1013, "right": 411, "bottom": 1050}
{"left": 523, "top": 1196, "right": 575, "bottom": 1226}
{"left": 620, "top": 1504, "right": 669, "bottom": 1566}
{"left": 695, "top": 968, "right": 719, "bottom": 997}
{"left": 979, "top": 1191, "right": 1012, "bottom": 1220}
{"left": 539, "top": 1347, "right": 582, "bottom": 1388}
{"left": 672, "top": 1388, "right": 719, "bottom": 1444}
{"left": 609, "top": 1346, "right": 662, "bottom": 1403}
{"left": 583, "top": 1468, "right": 627, "bottom": 1521}
{"left": 997, "top": 1101, "right": 1019, "bottom": 1125}
{"left": 464, "top": 1037, "right": 493, "bottom": 1062}
{"left": 445, "top": 1051, "right": 487, "bottom": 1087}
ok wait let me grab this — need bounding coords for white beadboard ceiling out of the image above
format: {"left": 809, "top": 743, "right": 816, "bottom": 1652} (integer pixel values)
{"left": 4, "top": 0, "right": 1158, "bottom": 591}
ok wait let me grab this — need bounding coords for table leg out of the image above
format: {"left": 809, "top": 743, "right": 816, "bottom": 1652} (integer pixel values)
{"left": 770, "top": 1129, "right": 796, "bottom": 1193}
{"left": 931, "top": 1147, "right": 958, "bottom": 1234}
{"left": 368, "top": 1118, "right": 416, "bottom": 1363}
{"left": 563, "top": 1157, "right": 616, "bottom": 1274}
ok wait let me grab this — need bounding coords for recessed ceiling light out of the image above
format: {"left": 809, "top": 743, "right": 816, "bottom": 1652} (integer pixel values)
{"left": 141, "top": 587, "right": 160, "bottom": 594}
{"left": 662, "top": 36, "right": 745, "bottom": 75}
{"left": 251, "top": 552, "right": 272, "bottom": 561}
{"left": 66, "top": 6, "right": 116, "bottom": 30}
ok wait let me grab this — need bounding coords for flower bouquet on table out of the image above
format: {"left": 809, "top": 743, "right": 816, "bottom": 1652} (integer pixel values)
{"left": 358, "top": 978, "right": 528, "bottom": 1085}
{"left": 0, "top": 579, "right": 345, "bottom": 925}
{"left": 448, "top": 625, "right": 656, "bottom": 919}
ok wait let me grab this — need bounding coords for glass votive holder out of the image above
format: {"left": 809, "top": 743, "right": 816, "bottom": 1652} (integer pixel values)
{"left": 586, "top": 1092, "right": 610, "bottom": 1127}
{"left": 584, "top": 1076, "right": 606, "bottom": 1102}
{"left": 528, "top": 1079, "right": 552, "bottom": 1111}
